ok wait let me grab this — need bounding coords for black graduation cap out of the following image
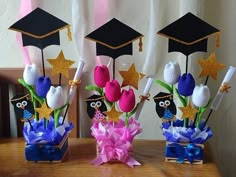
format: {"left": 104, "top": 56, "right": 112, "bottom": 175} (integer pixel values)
{"left": 9, "top": 7, "right": 71, "bottom": 50}
{"left": 157, "top": 12, "right": 220, "bottom": 56}
{"left": 85, "top": 18, "right": 143, "bottom": 59}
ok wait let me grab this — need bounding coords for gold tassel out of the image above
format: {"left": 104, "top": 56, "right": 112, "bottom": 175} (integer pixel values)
{"left": 216, "top": 32, "right": 220, "bottom": 47}
{"left": 67, "top": 26, "right": 72, "bottom": 41}
{"left": 139, "top": 37, "right": 143, "bottom": 52}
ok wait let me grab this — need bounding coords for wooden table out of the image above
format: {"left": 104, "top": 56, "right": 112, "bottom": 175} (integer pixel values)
{"left": 0, "top": 138, "right": 221, "bottom": 177}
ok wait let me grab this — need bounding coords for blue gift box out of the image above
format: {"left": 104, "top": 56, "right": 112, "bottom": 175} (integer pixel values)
{"left": 165, "top": 141, "right": 204, "bottom": 164}
{"left": 25, "top": 135, "right": 68, "bottom": 162}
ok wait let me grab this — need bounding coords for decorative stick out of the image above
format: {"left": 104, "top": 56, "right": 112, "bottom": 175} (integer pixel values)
{"left": 203, "top": 66, "right": 236, "bottom": 127}
{"left": 135, "top": 77, "right": 153, "bottom": 120}
{"left": 41, "top": 49, "right": 45, "bottom": 77}
{"left": 62, "top": 60, "right": 85, "bottom": 124}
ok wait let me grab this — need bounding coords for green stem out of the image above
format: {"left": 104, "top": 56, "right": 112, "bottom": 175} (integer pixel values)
{"left": 44, "top": 118, "right": 48, "bottom": 129}
{"left": 183, "top": 97, "right": 188, "bottom": 128}
{"left": 125, "top": 112, "right": 129, "bottom": 127}
{"left": 18, "top": 79, "right": 43, "bottom": 105}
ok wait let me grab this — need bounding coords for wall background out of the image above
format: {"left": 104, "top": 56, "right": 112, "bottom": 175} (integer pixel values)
{"left": 0, "top": 1, "right": 236, "bottom": 176}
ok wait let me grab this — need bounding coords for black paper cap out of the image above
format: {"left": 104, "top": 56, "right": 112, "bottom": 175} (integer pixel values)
{"left": 85, "top": 18, "right": 143, "bottom": 59}
{"left": 157, "top": 12, "right": 220, "bottom": 56}
{"left": 9, "top": 8, "right": 71, "bottom": 49}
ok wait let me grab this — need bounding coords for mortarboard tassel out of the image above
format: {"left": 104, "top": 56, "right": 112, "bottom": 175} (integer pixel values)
{"left": 216, "top": 32, "right": 220, "bottom": 47}
{"left": 67, "top": 26, "right": 72, "bottom": 41}
{"left": 139, "top": 37, "right": 143, "bottom": 52}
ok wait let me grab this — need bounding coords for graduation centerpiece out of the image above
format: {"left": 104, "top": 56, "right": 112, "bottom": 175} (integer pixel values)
{"left": 85, "top": 18, "right": 145, "bottom": 167}
{"left": 154, "top": 12, "right": 236, "bottom": 164}
{"left": 9, "top": 8, "right": 84, "bottom": 162}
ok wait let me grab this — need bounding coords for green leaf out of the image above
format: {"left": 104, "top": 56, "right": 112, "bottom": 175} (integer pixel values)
{"left": 127, "top": 103, "right": 139, "bottom": 118}
{"left": 18, "top": 78, "right": 43, "bottom": 104}
{"left": 155, "top": 80, "right": 173, "bottom": 93}
{"left": 175, "top": 88, "right": 187, "bottom": 107}
{"left": 85, "top": 85, "right": 103, "bottom": 95}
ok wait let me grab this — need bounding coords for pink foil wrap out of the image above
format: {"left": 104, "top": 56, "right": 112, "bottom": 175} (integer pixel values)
{"left": 91, "top": 118, "right": 142, "bottom": 167}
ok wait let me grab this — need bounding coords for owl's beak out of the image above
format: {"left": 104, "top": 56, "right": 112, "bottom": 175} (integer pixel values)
{"left": 163, "top": 104, "right": 167, "bottom": 109}
{"left": 95, "top": 106, "right": 98, "bottom": 111}
{"left": 21, "top": 105, "right": 25, "bottom": 109}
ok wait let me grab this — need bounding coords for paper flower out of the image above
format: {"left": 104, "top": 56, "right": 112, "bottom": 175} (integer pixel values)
{"left": 105, "top": 80, "right": 121, "bottom": 102}
{"left": 178, "top": 73, "right": 195, "bottom": 96}
{"left": 164, "top": 61, "right": 181, "bottom": 84}
{"left": 46, "top": 86, "right": 66, "bottom": 109}
{"left": 23, "top": 63, "right": 41, "bottom": 86}
{"left": 94, "top": 65, "right": 110, "bottom": 87}
{"left": 119, "top": 88, "right": 136, "bottom": 112}
{"left": 192, "top": 85, "right": 210, "bottom": 107}
{"left": 36, "top": 76, "right": 52, "bottom": 98}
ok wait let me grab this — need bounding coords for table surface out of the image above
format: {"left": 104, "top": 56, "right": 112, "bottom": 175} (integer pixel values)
{"left": 0, "top": 138, "right": 221, "bottom": 177}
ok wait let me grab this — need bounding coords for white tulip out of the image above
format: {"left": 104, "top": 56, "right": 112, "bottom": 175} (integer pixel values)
{"left": 192, "top": 84, "right": 210, "bottom": 107}
{"left": 46, "top": 86, "right": 65, "bottom": 109}
{"left": 23, "top": 63, "right": 41, "bottom": 85}
{"left": 164, "top": 61, "right": 181, "bottom": 84}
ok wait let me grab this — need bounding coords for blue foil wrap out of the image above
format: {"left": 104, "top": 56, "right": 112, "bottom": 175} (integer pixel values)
{"left": 162, "top": 119, "right": 212, "bottom": 144}
{"left": 165, "top": 143, "right": 203, "bottom": 164}
{"left": 25, "top": 137, "right": 68, "bottom": 162}
{"left": 23, "top": 116, "right": 73, "bottom": 145}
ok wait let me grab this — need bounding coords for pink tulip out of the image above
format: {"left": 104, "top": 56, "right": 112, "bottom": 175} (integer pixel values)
{"left": 94, "top": 65, "right": 110, "bottom": 87}
{"left": 119, "top": 88, "right": 136, "bottom": 112}
{"left": 105, "top": 80, "right": 121, "bottom": 102}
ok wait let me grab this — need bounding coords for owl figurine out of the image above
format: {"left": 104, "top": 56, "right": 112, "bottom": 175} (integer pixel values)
{"left": 153, "top": 92, "right": 176, "bottom": 122}
{"left": 10, "top": 94, "right": 34, "bottom": 122}
{"left": 85, "top": 94, "right": 107, "bottom": 122}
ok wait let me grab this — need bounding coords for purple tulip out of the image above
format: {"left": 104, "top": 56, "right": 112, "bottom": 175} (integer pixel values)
{"left": 36, "top": 76, "right": 52, "bottom": 98}
{"left": 178, "top": 73, "right": 195, "bottom": 96}
{"left": 94, "top": 65, "right": 110, "bottom": 87}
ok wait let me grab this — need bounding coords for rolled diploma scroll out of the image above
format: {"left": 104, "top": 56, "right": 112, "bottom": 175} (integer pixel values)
{"left": 135, "top": 77, "right": 153, "bottom": 120}
{"left": 68, "top": 60, "right": 85, "bottom": 104}
{"left": 211, "top": 66, "right": 236, "bottom": 110}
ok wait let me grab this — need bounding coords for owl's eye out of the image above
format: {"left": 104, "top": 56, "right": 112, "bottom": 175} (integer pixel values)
{"left": 16, "top": 102, "right": 22, "bottom": 108}
{"left": 159, "top": 101, "right": 164, "bottom": 107}
{"left": 96, "top": 101, "right": 102, "bottom": 107}
{"left": 165, "top": 100, "right": 170, "bottom": 106}
{"left": 90, "top": 102, "right": 96, "bottom": 108}
{"left": 22, "top": 101, "right": 28, "bottom": 106}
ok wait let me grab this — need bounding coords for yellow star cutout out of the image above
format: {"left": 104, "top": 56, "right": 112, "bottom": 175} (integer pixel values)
{"left": 47, "top": 50, "right": 75, "bottom": 78}
{"left": 198, "top": 53, "right": 226, "bottom": 80}
{"left": 35, "top": 102, "right": 53, "bottom": 120}
{"left": 104, "top": 105, "right": 123, "bottom": 122}
{"left": 179, "top": 103, "right": 198, "bottom": 121}
{"left": 119, "top": 63, "right": 145, "bottom": 90}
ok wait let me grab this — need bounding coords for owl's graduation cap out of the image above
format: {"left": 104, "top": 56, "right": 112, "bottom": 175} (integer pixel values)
{"left": 85, "top": 95, "right": 104, "bottom": 102}
{"left": 9, "top": 7, "right": 71, "bottom": 50}
{"left": 10, "top": 94, "right": 30, "bottom": 104}
{"left": 157, "top": 12, "right": 220, "bottom": 56}
{"left": 85, "top": 18, "right": 143, "bottom": 59}
{"left": 153, "top": 92, "right": 173, "bottom": 101}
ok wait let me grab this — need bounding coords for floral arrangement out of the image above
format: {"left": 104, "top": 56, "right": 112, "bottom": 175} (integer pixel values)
{"left": 154, "top": 54, "right": 235, "bottom": 163}
{"left": 85, "top": 64, "right": 144, "bottom": 167}
{"left": 11, "top": 52, "right": 85, "bottom": 145}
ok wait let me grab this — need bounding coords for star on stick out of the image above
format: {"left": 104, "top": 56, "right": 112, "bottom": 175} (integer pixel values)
{"left": 47, "top": 50, "right": 75, "bottom": 78}
{"left": 198, "top": 53, "right": 226, "bottom": 80}
{"left": 104, "top": 105, "right": 123, "bottom": 122}
{"left": 119, "top": 63, "right": 145, "bottom": 90}
{"left": 35, "top": 102, "right": 53, "bottom": 120}
{"left": 179, "top": 103, "right": 198, "bottom": 121}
